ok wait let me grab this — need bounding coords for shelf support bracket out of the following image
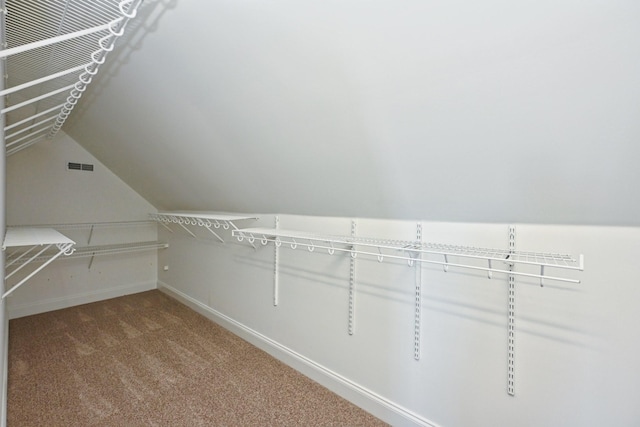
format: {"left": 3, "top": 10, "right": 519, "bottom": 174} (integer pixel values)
{"left": 203, "top": 224, "right": 224, "bottom": 243}
{"left": 3, "top": 243, "right": 74, "bottom": 299}
{"left": 177, "top": 222, "right": 198, "bottom": 239}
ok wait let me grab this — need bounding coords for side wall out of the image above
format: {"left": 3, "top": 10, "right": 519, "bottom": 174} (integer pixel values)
{"left": 5, "top": 132, "right": 158, "bottom": 318}
{"left": 158, "top": 215, "right": 640, "bottom": 427}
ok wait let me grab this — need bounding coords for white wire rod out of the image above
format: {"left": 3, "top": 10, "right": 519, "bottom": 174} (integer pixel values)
{"left": 12, "top": 220, "right": 158, "bottom": 230}
{"left": 0, "top": 62, "right": 88, "bottom": 97}
{"left": 4, "top": 103, "right": 65, "bottom": 131}
{"left": 5, "top": 244, "right": 53, "bottom": 280}
{"left": 0, "top": 19, "right": 122, "bottom": 59}
{"left": 7, "top": 241, "right": 169, "bottom": 265}
{"left": 233, "top": 228, "right": 583, "bottom": 271}
{"left": 5, "top": 116, "right": 57, "bottom": 139}
{"left": 4, "top": 244, "right": 37, "bottom": 269}
{"left": 6, "top": 134, "right": 47, "bottom": 156}
{"left": 0, "top": 83, "right": 76, "bottom": 115}
{"left": 240, "top": 235, "right": 581, "bottom": 284}
{"left": 2, "top": 243, "right": 74, "bottom": 299}
{"left": 177, "top": 222, "right": 198, "bottom": 239}
{"left": 57, "top": 5, "right": 119, "bottom": 27}
{"left": 5, "top": 126, "right": 51, "bottom": 148}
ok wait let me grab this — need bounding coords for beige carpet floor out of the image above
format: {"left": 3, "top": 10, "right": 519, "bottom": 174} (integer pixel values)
{"left": 8, "top": 290, "right": 387, "bottom": 426}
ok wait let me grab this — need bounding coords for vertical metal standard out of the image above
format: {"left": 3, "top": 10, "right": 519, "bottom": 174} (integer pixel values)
{"left": 507, "top": 225, "right": 516, "bottom": 396}
{"left": 414, "top": 223, "right": 423, "bottom": 360}
{"left": 273, "top": 216, "right": 279, "bottom": 306}
{"left": 348, "top": 220, "right": 357, "bottom": 335}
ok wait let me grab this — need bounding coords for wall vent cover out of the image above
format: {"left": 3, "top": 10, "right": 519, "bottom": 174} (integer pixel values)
{"left": 68, "top": 162, "right": 94, "bottom": 171}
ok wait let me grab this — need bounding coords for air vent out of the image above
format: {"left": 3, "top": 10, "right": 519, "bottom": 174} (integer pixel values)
{"left": 68, "top": 162, "right": 94, "bottom": 172}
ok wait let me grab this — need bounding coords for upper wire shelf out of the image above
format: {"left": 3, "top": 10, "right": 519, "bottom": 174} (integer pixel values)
{"left": 151, "top": 212, "right": 258, "bottom": 245}
{"left": 2, "top": 0, "right": 143, "bottom": 155}
{"left": 9, "top": 220, "right": 156, "bottom": 230}
{"left": 232, "top": 227, "right": 584, "bottom": 284}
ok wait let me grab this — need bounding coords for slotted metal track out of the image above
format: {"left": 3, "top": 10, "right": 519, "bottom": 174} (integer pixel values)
{"left": 1, "top": 0, "right": 142, "bottom": 155}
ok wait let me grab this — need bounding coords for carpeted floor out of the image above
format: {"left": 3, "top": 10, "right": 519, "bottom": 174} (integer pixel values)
{"left": 8, "top": 290, "right": 387, "bottom": 426}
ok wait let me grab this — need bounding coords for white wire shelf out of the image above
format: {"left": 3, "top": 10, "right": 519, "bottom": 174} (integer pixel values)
{"left": 6, "top": 241, "right": 168, "bottom": 266}
{"left": 232, "top": 227, "right": 584, "bottom": 284}
{"left": 151, "top": 212, "right": 258, "bottom": 244}
{"left": 2, "top": 227, "right": 76, "bottom": 299}
{"left": 9, "top": 220, "right": 157, "bottom": 230}
{"left": 2, "top": 0, "right": 144, "bottom": 155}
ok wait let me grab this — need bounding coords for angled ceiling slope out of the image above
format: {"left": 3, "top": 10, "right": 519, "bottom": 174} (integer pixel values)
{"left": 9, "top": 1, "right": 640, "bottom": 226}
{"left": 1, "top": 0, "right": 142, "bottom": 156}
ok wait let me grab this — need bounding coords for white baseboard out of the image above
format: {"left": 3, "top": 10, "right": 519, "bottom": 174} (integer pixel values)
{"left": 8, "top": 280, "right": 157, "bottom": 319}
{"left": 158, "top": 281, "right": 438, "bottom": 427}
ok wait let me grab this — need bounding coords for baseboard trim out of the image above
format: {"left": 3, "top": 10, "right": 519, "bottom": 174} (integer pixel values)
{"left": 8, "top": 281, "right": 157, "bottom": 319}
{"left": 158, "top": 281, "right": 438, "bottom": 427}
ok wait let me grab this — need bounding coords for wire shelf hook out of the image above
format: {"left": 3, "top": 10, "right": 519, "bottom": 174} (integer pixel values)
{"left": 119, "top": 0, "right": 138, "bottom": 19}
{"left": 328, "top": 242, "right": 335, "bottom": 255}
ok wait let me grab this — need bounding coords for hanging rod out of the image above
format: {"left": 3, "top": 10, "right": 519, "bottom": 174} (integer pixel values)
{"left": 232, "top": 227, "right": 584, "bottom": 284}
{"left": 2, "top": 227, "right": 76, "bottom": 299}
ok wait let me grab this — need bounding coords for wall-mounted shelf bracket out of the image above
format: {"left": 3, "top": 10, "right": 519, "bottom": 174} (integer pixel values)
{"left": 2, "top": 227, "right": 75, "bottom": 299}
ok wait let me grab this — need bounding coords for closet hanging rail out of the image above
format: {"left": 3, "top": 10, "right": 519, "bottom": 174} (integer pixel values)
{"left": 2, "top": 227, "right": 75, "bottom": 298}
{"left": 1, "top": 0, "right": 143, "bottom": 155}
{"left": 232, "top": 227, "right": 584, "bottom": 284}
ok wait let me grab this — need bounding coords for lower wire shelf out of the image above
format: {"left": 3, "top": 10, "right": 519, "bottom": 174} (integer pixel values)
{"left": 3, "top": 227, "right": 76, "bottom": 299}
{"left": 6, "top": 241, "right": 169, "bottom": 265}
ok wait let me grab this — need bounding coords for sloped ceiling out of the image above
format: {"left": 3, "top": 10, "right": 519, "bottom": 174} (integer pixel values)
{"left": 62, "top": 0, "right": 640, "bottom": 225}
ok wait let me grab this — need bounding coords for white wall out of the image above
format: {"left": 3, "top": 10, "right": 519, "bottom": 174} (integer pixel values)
{"left": 65, "top": 0, "right": 640, "bottom": 226}
{"left": 158, "top": 214, "right": 640, "bottom": 427}
{"left": 5, "top": 132, "right": 159, "bottom": 318}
